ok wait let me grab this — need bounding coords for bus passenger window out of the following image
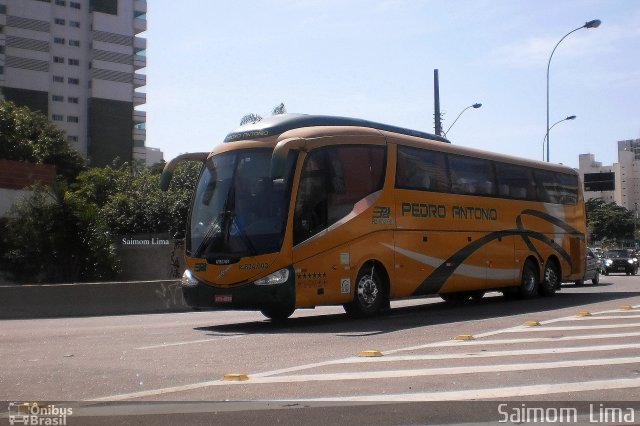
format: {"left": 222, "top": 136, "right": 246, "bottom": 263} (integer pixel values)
{"left": 534, "top": 170, "right": 561, "bottom": 204}
{"left": 448, "top": 155, "right": 496, "bottom": 196}
{"left": 294, "top": 145, "right": 385, "bottom": 245}
{"left": 495, "top": 162, "right": 535, "bottom": 200}
{"left": 396, "top": 146, "right": 449, "bottom": 192}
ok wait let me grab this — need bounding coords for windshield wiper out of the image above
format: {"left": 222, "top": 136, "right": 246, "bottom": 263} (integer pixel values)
{"left": 221, "top": 184, "right": 257, "bottom": 256}
{"left": 194, "top": 178, "right": 257, "bottom": 258}
{"left": 193, "top": 213, "right": 223, "bottom": 258}
{"left": 194, "top": 174, "right": 236, "bottom": 258}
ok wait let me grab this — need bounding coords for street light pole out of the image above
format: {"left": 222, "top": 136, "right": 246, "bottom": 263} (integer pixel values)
{"left": 635, "top": 203, "right": 638, "bottom": 247}
{"left": 542, "top": 115, "right": 576, "bottom": 161}
{"left": 546, "top": 19, "right": 601, "bottom": 162}
{"left": 443, "top": 103, "right": 482, "bottom": 138}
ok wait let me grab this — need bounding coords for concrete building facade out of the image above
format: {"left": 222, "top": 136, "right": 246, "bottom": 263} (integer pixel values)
{"left": 578, "top": 138, "right": 640, "bottom": 212}
{"left": 0, "top": 0, "right": 148, "bottom": 166}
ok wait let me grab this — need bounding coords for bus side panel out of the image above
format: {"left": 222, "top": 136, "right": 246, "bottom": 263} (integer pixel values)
{"left": 516, "top": 204, "right": 585, "bottom": 281}
{"left": 292, "top": 243, "right": 355, "bottom": 308}
{"left": 391, "top": 231, "right": 460, "bottom": 296}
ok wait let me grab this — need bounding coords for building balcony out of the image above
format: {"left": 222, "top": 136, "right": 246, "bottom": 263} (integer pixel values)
{"left": 134, "top": 0, "right": 147, "bottom": 14}
{"left": 133, "top": 126, "right": 146, "bottom": 142}
{"left": 133, "top": 73, "right": 146, "bottom": 89}
{"left": 133, "top": 109, "right": 146, "bottom": 124}
{"left": 134, "top": 54, "right": 146, "bottom": 71}
{"left": 134, "top": 20, "right": 147, "bottom": 34}
{"left": 134, "top": 37, "right": 146, "bottom": 50}
{"left": 134, "top": 17, "right": 147, "bottom": 34}
{"left": 133, "top": 91, "right": 146, "bottom": 107}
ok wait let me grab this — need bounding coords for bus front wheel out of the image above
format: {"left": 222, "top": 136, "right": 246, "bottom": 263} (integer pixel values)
{"left": 344, "top": 264, "right": 386, "bottom": 317}
{"left": 261, "top": 306, "right": 295, "bottom": 321}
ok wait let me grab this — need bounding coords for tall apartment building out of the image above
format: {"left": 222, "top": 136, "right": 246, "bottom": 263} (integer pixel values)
{"left": 578, "top": 138, "right": 640, "bottom": 210}
{"left": 0, "top": 0, "right": 147, "bottom": 166}
{"left": 617, "top": 139, "right": 640, "bottom": 210}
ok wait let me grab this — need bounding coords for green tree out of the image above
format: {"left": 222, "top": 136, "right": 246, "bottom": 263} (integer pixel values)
{"left": 0, "top": 101, "right": 85, "bottom": 181}
{"left": 1, "top": 183, "right": 119, "bottom": 283}
{"left": 1, "top": 161, "right": 200, "bottom": 283}
{"left": 271, "top": 102, "right": 287, "bottom": 115}
{"left": 585, "top": 198, "right": 634, "bottom": 243}
{"left": 69, "top": 161, "right": 200, "bottom": 240}
{"left": 240, "top": 102, "right": 287, "bottom": 125}
{"left": 239, "top": 113, "right": 263, "bottom": 126}
{"left": 0, "top": 102, "right": 202, "bottom": 283}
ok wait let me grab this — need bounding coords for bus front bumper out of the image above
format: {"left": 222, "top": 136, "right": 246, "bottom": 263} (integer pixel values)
{"left": 180, "top": 266, "right": 296, "bottom": 311}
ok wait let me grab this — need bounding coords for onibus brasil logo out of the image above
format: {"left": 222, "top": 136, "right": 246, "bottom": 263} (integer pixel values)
{"left": 8, "top": 402, "right": 73, "bottom": 425}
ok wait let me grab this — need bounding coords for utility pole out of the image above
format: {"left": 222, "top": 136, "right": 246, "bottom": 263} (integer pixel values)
{"left": 434, "top": 69, "right": 442, "bottom": 136}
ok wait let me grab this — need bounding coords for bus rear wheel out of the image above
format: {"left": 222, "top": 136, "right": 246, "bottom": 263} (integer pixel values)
{"left": 343, "top": 264, "right": 386, "bottom": 317}
{"left": 539, "top": 261, "right": 559, "bottom": 297}
{"left": 260, "top": 306, "right": 295, "bottom": 321}
{"left": 518, "top": 260, "right": 539, "bottom": 299}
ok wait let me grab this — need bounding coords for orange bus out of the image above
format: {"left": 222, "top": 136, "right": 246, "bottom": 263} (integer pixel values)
{"left": 161, "top": 114, "right": 586, "bottom": 320}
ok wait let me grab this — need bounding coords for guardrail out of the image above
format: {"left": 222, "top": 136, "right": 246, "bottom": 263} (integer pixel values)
{"left": 0, "top": 280, "right": 189, "bottom": 319}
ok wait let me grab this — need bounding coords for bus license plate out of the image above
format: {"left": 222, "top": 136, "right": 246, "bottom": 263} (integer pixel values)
{"left": 215, "top": 294, "right": 232, "bottom": 303}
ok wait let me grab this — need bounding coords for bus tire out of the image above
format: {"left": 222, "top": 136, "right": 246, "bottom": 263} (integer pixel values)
{"left": 539, "top": 260, "right": 559, "bottom": 297}
{"left": 343, "top": 264, "right": 385, "bottom": 317}
{"left": 260, "top": 306, "right": 295, "bottom": 321}
{"left": 519, "top": 260, "right": 539, "bottom": 299}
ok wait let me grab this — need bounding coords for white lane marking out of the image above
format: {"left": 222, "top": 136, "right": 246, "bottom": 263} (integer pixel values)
{"left": 346, "top": 343, "right": 640, "bottom": 364}
{"left": 136, "top": 335, "right": 243, "bottom": 350}
{"left": 90, "top": 304, "right": 640, "bottom": 401}
{"left": 502, "top": 323, "right": 640, "bottom": 333}
{"left": 299, "top": 378, "right": 640, "bottom": 402}
{"left": 247, "top": 335, "right": 640, "bottom": 377}
{"left": 548, "top": 314, "right": 640, "bottom": 321}
{"left": 427, "top": 331, "right": 640, "bottom": 348}
{"left": 223, "top": 356, "right": 640, "bottom": 384}
{"left": 88, "top": 356, "right": 640, "bottom": 401}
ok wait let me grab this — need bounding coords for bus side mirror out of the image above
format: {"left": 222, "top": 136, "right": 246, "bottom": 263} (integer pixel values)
{"left": 160, "top": 152, "right": 209, "bottom": 191}
{"left": 271, "top": 138, "right": 307, "bottom": 180}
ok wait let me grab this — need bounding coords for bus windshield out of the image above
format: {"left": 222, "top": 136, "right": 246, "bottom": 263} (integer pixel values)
{"left": 188, "top": 149, "right": 296, "bottom": 259}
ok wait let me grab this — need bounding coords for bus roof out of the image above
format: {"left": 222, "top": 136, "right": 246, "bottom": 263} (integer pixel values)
{"left": 223, "top": 113, "right": 451, "bottom": 144}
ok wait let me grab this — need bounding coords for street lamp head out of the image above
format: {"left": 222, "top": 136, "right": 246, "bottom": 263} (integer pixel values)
{"left": 566, "top": 115, "right": 577, "bottom": 120}
{"left": 584, "top": 19, "right": 601, "bottom": 28}
{"left": 472, "top": 103, "right": 482, "bottom": 109}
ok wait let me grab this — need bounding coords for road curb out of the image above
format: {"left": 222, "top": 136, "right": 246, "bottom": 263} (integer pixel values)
{"left": 0, "top": 280, "right": 190, "bottom": 319}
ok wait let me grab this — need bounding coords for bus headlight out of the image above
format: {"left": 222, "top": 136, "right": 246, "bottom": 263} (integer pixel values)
{"left": 181, "top": 269, "right": 199, "bottom": 287}
{"left": 254, "top": 268, "right": 289, "bottom": 286}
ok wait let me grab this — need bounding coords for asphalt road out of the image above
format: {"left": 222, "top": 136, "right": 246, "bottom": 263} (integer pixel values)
{"left": 2, "top": 275, "right": 640, "bottom": 425}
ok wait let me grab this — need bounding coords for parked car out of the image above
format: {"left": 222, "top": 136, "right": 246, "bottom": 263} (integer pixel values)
{"left": 576, "top": 247, "right": 600, "bottom": 285}
{"left": 602, "top": 249, "right": 639, "bottom": 276}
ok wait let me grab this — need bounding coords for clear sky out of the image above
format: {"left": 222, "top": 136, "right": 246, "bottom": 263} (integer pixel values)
{"left": 144, "top": 0, "right": 640, "bottom": 169}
